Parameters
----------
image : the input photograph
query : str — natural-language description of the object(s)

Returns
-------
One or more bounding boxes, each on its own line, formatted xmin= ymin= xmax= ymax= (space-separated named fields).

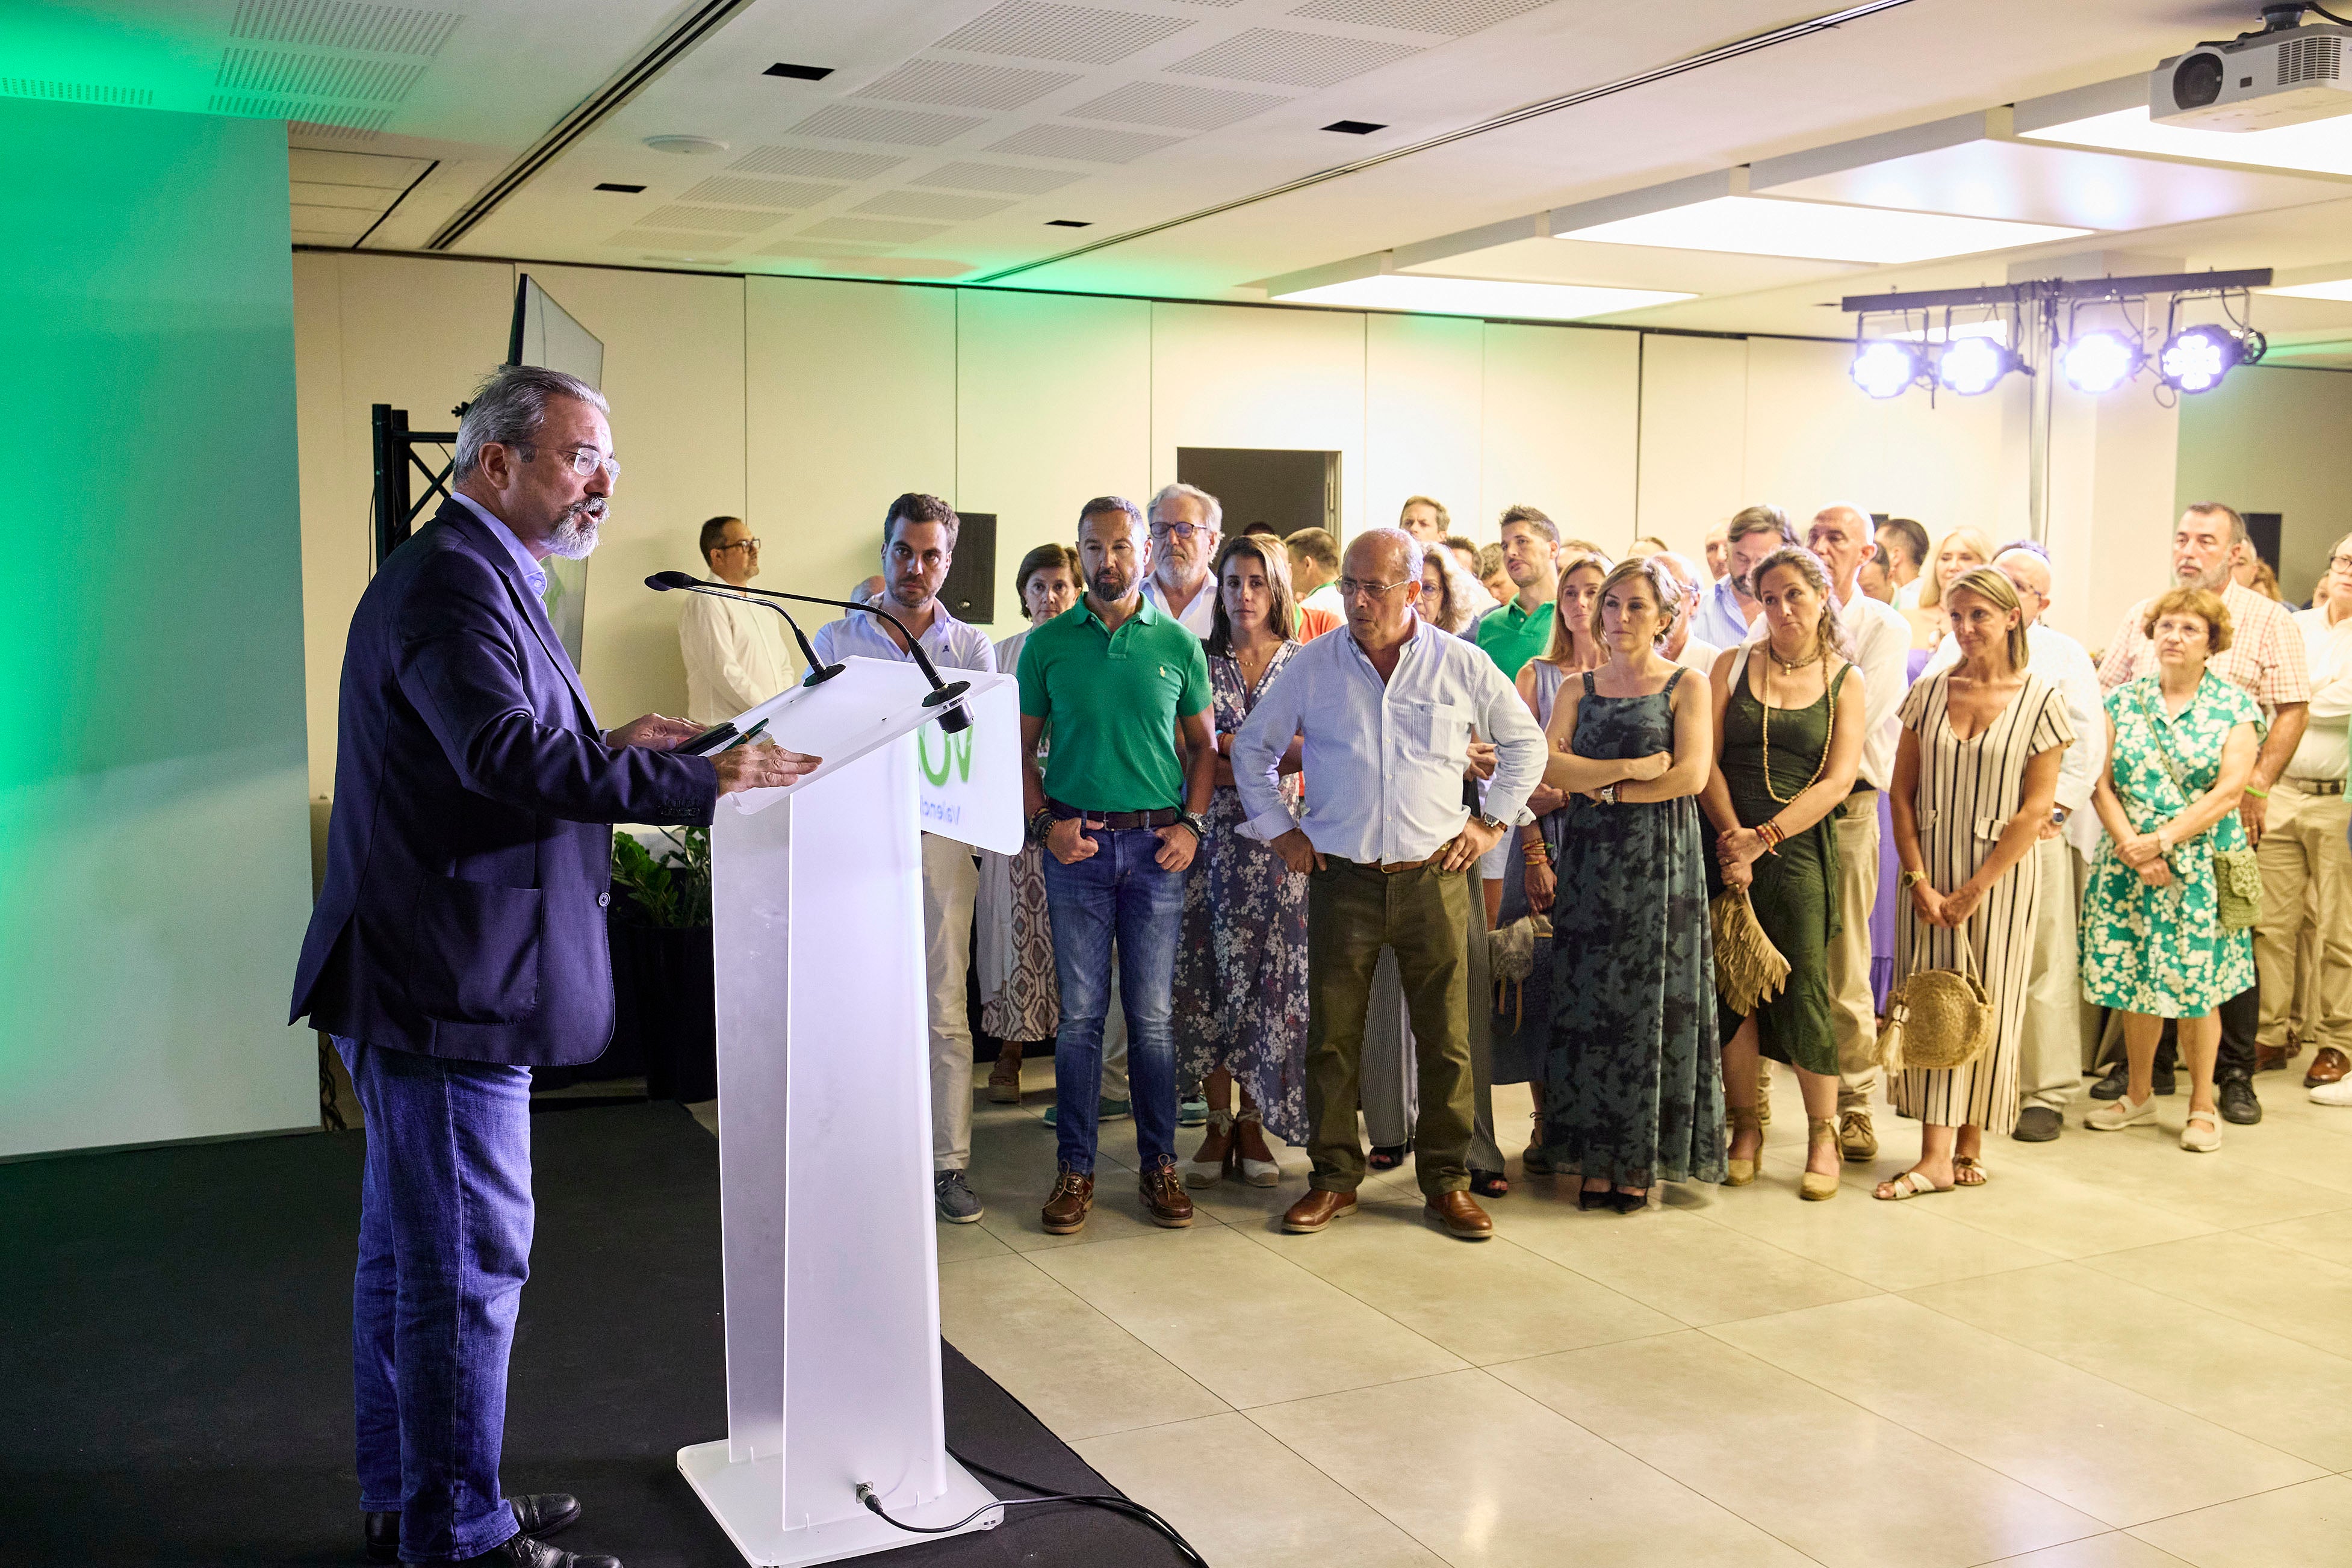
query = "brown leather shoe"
xmin=2308 ymin=1047 xmax=2351 ymax=1087
xmin=1282 ymin=1188 xmax=1357 ymax=1232
xmin=1424 ymin=1189 xmax=1494 ymax=1240
xmin=1041 ymin=1168 xmax=1093 ymax=1235
xmin=2256 ymin=1044 xmax=2298 ymax=1074
xmin=1139 ymin=1158 xmax=1194 ymax=1228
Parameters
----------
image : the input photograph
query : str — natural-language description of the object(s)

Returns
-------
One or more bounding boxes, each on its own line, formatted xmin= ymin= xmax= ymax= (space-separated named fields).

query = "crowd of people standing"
xmin=683 ymin=485 xmax=2352 ymax=1238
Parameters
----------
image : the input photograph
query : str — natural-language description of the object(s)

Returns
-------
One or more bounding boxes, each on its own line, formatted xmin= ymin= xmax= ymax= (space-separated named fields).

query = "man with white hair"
xmin=1925 ymin=541 xmax=2104 ymax=1139
xmin=1233 ymin=529 xmax=1546 ymax=1241
xmin=1648 ymin=551 xmax=1719 ymax=675
xmin=1141 ymin=481 xmax=1223 ymax=636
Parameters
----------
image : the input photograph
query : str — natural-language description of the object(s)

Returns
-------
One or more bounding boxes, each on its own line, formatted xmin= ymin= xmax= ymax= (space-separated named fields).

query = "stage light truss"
xmin=1842 ymin=268 xmax=2273 ymax=403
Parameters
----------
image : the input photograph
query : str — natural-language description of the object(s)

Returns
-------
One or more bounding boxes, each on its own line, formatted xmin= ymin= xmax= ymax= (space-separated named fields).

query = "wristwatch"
xmin=1474 ymin=811 xmax=1509 ymax=834
xmin=1598 ymin=784 xmax=1619 ymax=807
xmin=1026 ymin=808 xmax=1055 ymax=846
xmin=1174 ymin=809 xmax=1208 ymax=841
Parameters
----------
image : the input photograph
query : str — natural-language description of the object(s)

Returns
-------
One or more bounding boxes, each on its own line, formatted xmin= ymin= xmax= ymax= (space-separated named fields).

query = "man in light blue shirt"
xmin=1689 ymin=504 xmax=1798 ymax=652
xmin=1233 ymin=528 xmax=1544 ymax=1242
xmin=811 ymin=493 xmax=995 ymax=1223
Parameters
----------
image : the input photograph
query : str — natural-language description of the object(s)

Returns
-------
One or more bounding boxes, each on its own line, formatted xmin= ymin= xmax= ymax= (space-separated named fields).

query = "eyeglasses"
xmin=1150 ymin=521 xmax=1207 ymax=541
xmin=518 ymin=443 xmax=620 ymax=483
xmin=2330 ymin=553 xmax=2352 ymax=572
xmin=715 ymin=538 xmax=762 ymax=553
xmin=1336 ymin=577 xmax=1414 ymax=600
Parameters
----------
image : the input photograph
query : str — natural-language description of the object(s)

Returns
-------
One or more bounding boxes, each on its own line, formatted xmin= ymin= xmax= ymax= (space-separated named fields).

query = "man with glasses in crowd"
xmin=678 ymin=515 xmax=793 ymax=727
xmin=1237 ymin=528 xmax=1544 ymax=1241
xmin=811 ymin=494 xmax=998 ymax=1224
xmin=1141 ymin=482 xmax=1223 ymax=636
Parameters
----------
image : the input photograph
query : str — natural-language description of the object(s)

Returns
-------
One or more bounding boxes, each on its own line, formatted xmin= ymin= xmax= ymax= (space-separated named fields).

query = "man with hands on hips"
xmin=1017 ymin=495 xmax=1217 ymax=1238
xmin=1232 ymin=528 xmax=1546 ymax=1242
xmin=291 ymin=366 xmax=818 ymax=1568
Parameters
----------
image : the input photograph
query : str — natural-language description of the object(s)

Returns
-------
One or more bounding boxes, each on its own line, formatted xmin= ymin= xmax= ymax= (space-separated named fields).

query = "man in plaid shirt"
xmin=2097 ymin=502 xmax=2310 ymax=1125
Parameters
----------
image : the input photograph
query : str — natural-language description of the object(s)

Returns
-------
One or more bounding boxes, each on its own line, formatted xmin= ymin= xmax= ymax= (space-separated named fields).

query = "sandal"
xmin=1578 ymin=1182 xmax=1611 ymax=1211
xmin=1522 ymin=1115 xmax=1554 ymax=1175
xmin=1610 ymin=1187 xmax=1649 ymax=1214
xmin=1873 ymin=1170 xmax=1952 ymax=1201
xmin=1801 ymin=1117 xmax=1839 ymax=1201
xmin=1469 ymin=1168 xmax=1510 ymax=1199
xmin=986 ymin=1050 xmax=1023 ymax=1104
xmin=1952 ymin=1156 xmax=1988 ymax=1187
xmin=1724 ymin=1105 xmax=1763 ymax=1187
xmin=1367 ymin=1143 xmax=1409 ymax=1171
xmin=1234 ymin=1109 xmax=1282 ymax=1187
xmin=1185 ymin=1110 xmax=1234 ymax=1188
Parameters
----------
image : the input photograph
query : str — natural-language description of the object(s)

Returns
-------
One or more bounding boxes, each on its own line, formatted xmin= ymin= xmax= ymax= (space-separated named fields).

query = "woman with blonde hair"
xmin=1702 ymin=547 xmax=1866 ymax=1200
xmin=2079 ymin=587 xmax=2259 ymax=1153
xmin=1880 ymin=566 xmax=2074 ymax=1197
xmin=1418 ymin=541 xmax=1492 ymax=636
xmin=1906 ymin=525 xmax=1997 ymax=649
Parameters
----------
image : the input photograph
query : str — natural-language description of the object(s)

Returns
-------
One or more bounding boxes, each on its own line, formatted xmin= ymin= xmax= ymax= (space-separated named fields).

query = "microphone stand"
xmin=648 ymin=572 xmax=972 ymax=731
xmin=648 ymin=575 xmax=845 ymax=688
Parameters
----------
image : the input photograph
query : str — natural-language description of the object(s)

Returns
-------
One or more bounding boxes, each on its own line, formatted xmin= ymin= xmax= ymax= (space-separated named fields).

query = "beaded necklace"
xmin=1756 ymin=646 xmax=1840 ymax=805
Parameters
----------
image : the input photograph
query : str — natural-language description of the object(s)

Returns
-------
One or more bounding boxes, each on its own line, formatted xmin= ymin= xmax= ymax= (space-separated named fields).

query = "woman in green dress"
xmin=1700 ymin=547 xmax=1867 ymax=1201
xmin=2080 ymin=586 xmax=2261 ymax=1154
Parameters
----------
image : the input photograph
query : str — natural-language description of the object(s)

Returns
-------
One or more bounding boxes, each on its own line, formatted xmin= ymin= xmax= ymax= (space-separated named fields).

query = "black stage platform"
xmin=1 ymin=1100 xmax=1164 ymax=1568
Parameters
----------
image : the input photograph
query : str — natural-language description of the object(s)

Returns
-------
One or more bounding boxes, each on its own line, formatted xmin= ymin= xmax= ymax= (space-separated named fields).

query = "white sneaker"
xmin=2180 ymin=1111 xmax=2223 ymax=1153
xmin=2085 ymin=1094 xmax=2156 ymax=1131
xmin=2312 ymin=1078 xmax=2352 ymax=1106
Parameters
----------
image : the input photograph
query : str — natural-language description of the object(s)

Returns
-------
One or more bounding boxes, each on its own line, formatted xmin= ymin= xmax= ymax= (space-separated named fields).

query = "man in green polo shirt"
xmin=1473 ymin=503 xmax=1562 ymax=681
xmin=1016 ymin=494 xmax=1216 ymax=1238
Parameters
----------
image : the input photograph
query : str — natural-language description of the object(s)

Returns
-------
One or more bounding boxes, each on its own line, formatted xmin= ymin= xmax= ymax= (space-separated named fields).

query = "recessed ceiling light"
xmin=1323 ymin=120 xmax=1385 ymax=135
xmin=764 ymin=63 xmax=833 ymax=81
xmin=644 ymin=135 xmax=728 ymax=156
xmin=595 ymin=182 xmax=647 ymax=193
xmin=1270 ymin=274 xmax=1692 ymax=321
xmin=2022 ymin=105 xmax=2352 ymax=178
xmin=1046 ymin=218 xmax=1091 ymax=227
xmin=1556 ymin=196 xmax=2090 ymax=264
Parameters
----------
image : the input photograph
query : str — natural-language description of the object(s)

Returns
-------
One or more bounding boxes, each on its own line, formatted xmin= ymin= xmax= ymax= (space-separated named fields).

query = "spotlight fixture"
xmin=2059 ymin=330 xmax=2143 ymax=394
xmin=1851 ymin=339 xmax=1923 ymax=399
xmin=1935 ymin=334 xmax=2022 ymax=395
xmin=2158 ymin=324 xmax=2265 ymax=392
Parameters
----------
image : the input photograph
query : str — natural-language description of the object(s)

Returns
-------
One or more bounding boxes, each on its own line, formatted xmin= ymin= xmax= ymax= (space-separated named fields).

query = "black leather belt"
xmin=1048 ymin=798 xmax=1181 ymax=829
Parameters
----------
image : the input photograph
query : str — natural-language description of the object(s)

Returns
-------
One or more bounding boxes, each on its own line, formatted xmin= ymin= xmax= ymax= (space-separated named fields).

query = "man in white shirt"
xmin=810 ymin=494 xmax=998 ymax=1224
xmin=1691 ymin=506 xmax=1798 ymax=652
xmin=1233 ymin=528 xmax=1545 ymax=1242
xmin=1140 ymin=482 xmax=1222 ymax=636
xmin=678 ymin=515 xmax=794 ymax=725
xmin=1777 ymin=504 xmax=1913 ymax=1158
xmin=1925 ymin=544 xmax=2105 ymax=1139
xmin=1288 ymin=527 xmax=1344 ymax=618
xmin=2259 ymin=533 xmax=2352 ymax=1091
xmin=1649 ymin=550 xmax=1720 ymax=675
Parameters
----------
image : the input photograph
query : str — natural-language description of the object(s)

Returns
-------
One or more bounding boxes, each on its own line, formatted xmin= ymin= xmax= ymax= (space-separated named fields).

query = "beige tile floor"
xmin=923 ymin=1064 xmax=2352 ymax=1568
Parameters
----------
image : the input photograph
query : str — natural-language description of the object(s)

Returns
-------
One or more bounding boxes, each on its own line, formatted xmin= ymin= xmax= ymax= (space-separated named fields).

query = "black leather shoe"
xmin=2219 ymin=1076 xmax=2262 ymax=1125
xmin=424 ymin=1532 xmax=617 ymax=1568
xmin=2089 ymin=1062 xmax=2128 ymax=1100
xmin=2012 ymin=1106 xmax=2062 ymax=1142
xmin=368 ymin=1496 xmax=585 ymax=1565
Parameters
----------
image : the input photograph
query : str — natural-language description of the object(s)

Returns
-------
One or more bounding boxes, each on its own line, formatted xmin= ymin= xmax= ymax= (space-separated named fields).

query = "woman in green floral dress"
xmin=2080 ymin=586 xmax=2262 ymax=1154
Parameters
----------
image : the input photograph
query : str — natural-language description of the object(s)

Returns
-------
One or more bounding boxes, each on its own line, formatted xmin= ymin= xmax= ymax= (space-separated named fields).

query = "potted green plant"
xmin=605 ymin=826 xmax=717 ymax=1101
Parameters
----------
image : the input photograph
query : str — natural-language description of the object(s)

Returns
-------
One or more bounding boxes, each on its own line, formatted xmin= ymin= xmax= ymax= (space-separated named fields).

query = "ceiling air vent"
xmin=987 ymin=123 xmax=1185 ymax=162
xmin=1170 ymin=28 xmax=1420 ymax=88
xmin=1066 ymin=81 xmax=1286 ymax=129
xmin=0 ymin=78 xmax=154 ymax=107
xmin=787 ymin=104 xmax=987 ymax=145
xmin=935 ymin=1 xmax=1197 ymax=66
xmin=595 ymin=182 xmax=647 ymax=193
xmin=217 ymin=48 xmax=427 ymax=101
xmin=908 ymin=161 xmax=1082 ymax=193
xmin=635 ymin=203 xmax=777 ymax=232
xmin=210 ymin=93 xmax=394 ymax=132
xmin=1323 ymin=119 xmax=1385 ymax=134
xmin=857 ymin=59 xmax=1082 ymax=111
xmin=853 ymin=191 xmax=1014 ymax=220
xmin=730 ymin=146 xmax=906 ymax=179
xmin=1285 ymin=0 xmax=1551 ymax=36
xmin=679 ymin=176 xmax=846 ymax=207
xmin=230 ymin=0 xmax=461 ymax=56
xmin=764 ymin=62 xmax=833 ymax=80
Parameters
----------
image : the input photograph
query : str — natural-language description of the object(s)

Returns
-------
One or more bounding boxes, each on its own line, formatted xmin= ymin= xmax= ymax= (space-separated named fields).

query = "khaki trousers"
xmin=1306 ymin=859 xmax=1474 ymax=1197
xmin=1831 ymin=790 xmax=1883 ymax=1112
xmin=2016 ymin=834 xmax=2090 ymax=1114
xmin=2254 ymin=779 xmax=2352 ymax=1055
xmin=922 ymin=832 xmax=980 ymax=1171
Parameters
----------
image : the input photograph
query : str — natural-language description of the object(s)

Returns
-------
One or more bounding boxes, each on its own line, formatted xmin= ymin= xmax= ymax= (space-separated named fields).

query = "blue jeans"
xmin=1042 ymin=827 xmax=1185 ymax=1175
xmin=336 ymin=1037 xmax=533 ymax=1563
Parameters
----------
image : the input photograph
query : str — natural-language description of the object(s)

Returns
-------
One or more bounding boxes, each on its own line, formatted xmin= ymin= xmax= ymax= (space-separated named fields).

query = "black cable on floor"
xmin=853 ymin=1446 xmax=1212 ymax=1567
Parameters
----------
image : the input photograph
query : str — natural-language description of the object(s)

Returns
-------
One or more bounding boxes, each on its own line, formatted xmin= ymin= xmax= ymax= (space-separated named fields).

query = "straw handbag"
xmin=1709 ymin=886 xmax=1789 ymax=1017
xmin=1875 ymin=932 xmax=1993 ymax=1073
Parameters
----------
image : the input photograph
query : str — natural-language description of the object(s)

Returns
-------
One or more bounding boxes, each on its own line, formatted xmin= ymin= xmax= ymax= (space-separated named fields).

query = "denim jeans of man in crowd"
xmin=1042 ymin=825 xmax=1185 ymax=1176
xmin=335 ymin=1036 xmax=535 ymax=1564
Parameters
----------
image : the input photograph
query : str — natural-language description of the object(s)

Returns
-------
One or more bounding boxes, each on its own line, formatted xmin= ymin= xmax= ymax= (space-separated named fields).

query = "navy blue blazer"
xmin=291 ymin=500 xmax=718 ymax=1066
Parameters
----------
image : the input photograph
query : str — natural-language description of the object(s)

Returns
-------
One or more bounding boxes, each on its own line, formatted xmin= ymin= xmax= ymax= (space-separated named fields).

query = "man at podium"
xmin=291 ymin=365 xmax=816 ymax=1568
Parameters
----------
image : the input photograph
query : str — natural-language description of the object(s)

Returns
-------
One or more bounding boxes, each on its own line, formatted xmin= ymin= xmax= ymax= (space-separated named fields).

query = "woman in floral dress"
xmin=2080 ymin=586 xmax=2260 ymax=1154
xmin=1174 ymin=535 xmax=1310 ymax=1183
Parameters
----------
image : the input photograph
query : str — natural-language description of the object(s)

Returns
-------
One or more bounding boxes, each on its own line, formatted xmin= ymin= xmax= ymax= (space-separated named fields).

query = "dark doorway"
xmin=937 ymin=509 xmax=996 ymax=624
xmin=2244 ymin=510 xmax=2281 ymax=572
xmin=1176 ymin=448 xmax=1340 ymax=538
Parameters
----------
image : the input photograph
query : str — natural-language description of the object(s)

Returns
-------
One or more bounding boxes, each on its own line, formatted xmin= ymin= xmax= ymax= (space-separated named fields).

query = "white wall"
xmin=2177 ymin=364 xmax=2352 ymax=604
xmin=295 ymin=259 xmax=2077 ymax=806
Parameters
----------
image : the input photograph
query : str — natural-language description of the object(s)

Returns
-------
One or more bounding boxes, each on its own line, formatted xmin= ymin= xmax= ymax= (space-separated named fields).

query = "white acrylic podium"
xmin=677 ymin=655 xmax=1023 ymax=1567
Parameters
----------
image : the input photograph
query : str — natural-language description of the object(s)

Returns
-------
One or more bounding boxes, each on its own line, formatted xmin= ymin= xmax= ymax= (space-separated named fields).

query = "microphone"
xmin=647 ymin=571 xmax=973 ymax=732
xmin=645 ymin=572 xmax=845 ymax=689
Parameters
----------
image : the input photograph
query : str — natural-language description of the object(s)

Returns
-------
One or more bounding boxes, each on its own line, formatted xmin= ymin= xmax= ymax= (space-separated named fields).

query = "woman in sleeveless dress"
xmin=1701 ymin=547 xmax=1867 ymax=1201
xmin=1879 ymin=567 xmax=2073 ymax=1199
xmin=1541 ymin=559 xmax=1723 ymax=1209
